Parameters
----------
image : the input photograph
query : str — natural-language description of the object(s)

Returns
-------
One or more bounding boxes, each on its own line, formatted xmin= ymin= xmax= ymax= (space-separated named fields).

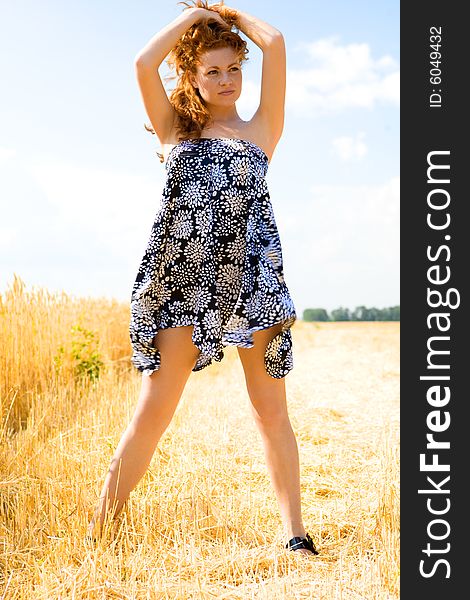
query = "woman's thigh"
xmin=236 ymin=322 xmax=283 ymax=381
xmin=152 ymin=324 xmax=201 ymax=373
xmin=133 ymin=325 xmax=201 ymax=423
xmin=236 ymin=323 xmax=288 ymax=421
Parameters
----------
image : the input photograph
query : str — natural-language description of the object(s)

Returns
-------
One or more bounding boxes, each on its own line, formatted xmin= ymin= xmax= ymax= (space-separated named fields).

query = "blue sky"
xmin=0 ymin=0 xmax=399 ymax=315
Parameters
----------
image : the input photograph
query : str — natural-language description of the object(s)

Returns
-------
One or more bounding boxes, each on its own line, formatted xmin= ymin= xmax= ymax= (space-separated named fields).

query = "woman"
xmin=88 ymin=0 xmax=318 ymax=557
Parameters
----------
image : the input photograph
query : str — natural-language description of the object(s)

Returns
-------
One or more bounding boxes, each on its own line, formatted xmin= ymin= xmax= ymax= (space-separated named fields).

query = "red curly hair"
xmin=144 ymin=0 xmax=249 ymax=162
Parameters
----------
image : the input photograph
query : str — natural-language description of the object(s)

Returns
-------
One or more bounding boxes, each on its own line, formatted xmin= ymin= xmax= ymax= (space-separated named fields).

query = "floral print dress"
xmin=129 ymin=136 xmax=297 ymax=378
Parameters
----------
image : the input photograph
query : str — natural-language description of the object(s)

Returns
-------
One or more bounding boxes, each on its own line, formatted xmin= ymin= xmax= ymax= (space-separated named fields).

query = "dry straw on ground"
xmin=1 ymin=275 xmax=399 ymax=599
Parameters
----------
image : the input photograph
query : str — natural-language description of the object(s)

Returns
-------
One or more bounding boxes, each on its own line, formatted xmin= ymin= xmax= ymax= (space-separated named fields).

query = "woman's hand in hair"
xmin=206 ymin=3 xmax=239 ymax=28
xmin=192 ymin=7 xmax=231 ymax=28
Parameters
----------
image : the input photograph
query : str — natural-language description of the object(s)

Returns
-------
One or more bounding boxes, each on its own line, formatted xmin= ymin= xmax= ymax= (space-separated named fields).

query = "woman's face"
xmin=190 ymin=46 xmax=242 ymax=107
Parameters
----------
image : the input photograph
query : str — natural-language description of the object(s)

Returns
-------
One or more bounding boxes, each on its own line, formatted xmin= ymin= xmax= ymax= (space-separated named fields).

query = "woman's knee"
xmin=130 ymin=379 xmax=182 ymax=440
xmin=248 ymin=386 xmax=289 ymax=428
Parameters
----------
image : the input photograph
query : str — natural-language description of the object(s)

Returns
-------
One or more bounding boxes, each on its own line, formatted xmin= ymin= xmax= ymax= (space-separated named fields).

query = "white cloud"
xmin=0 ymin=146 xmax=17 ymax=161
xmin=331 ymin=131 xmax=368 ymax=161
xmin=287 ymin=36 xmax=399 ymax=114
xmin=0 ymin=227 xmax=18 ymax=247
xmin=28 ymin=158 xmax=165 ymax=260
xmin=306 ymin=176 xmax=399 ymax=261
xmin=1 ymin=157 xmax=168 ymax=300
xmin=276 ymin=176 xmax=399 ymax=270
xmin=274 ymin=176 xmax=400 ymax=312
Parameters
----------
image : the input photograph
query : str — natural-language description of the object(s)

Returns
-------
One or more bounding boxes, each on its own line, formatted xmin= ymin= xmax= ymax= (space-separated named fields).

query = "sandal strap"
xmin=285 ymin=532 xmax=319 ymax=554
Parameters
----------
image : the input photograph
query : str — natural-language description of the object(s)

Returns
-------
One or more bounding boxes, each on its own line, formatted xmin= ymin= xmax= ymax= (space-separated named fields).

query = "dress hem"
xmin=131 ymin=311 xmax=296 ymax=380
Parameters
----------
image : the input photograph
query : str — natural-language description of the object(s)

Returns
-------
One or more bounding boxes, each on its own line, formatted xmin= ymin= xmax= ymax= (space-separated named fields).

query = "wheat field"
xmin=0 ymin=275 xmax=399 ymax=599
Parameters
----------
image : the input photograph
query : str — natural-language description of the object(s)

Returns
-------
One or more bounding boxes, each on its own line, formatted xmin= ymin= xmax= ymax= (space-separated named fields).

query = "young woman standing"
xmin=88 ymin=0 xmax=318 ymax=557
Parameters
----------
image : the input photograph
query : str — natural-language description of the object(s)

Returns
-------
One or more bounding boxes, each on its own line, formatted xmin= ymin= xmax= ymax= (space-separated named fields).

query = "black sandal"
xmin=285 ymin=532 xmax=319 ymax=555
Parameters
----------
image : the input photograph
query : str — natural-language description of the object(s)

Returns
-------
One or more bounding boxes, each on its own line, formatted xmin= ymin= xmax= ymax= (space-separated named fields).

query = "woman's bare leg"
xmin=88 ymin=325 xmax=200 ymax=537
xmin=237 ymin=324 xmax=314 ymax=555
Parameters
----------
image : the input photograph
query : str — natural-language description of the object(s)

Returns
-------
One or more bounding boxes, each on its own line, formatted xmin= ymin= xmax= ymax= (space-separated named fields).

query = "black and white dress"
xmin=129 ymin=136 xmax=297 ymax=378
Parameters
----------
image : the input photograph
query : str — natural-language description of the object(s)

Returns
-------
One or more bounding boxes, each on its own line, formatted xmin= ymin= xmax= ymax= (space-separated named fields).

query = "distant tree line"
xmin=302 ymin=305 xmax=400 ymax=322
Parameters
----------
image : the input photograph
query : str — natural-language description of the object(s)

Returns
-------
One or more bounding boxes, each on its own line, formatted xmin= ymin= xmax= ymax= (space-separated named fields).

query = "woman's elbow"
xmin=267 ymin=31 xmax=285 ymax=48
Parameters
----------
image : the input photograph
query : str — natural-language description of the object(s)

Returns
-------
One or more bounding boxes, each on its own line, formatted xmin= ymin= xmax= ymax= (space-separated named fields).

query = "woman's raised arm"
xmin=238 ymin=9 xmax=286 ymax=143
xmin=134 ymin=7 xmax=225 ymax=143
